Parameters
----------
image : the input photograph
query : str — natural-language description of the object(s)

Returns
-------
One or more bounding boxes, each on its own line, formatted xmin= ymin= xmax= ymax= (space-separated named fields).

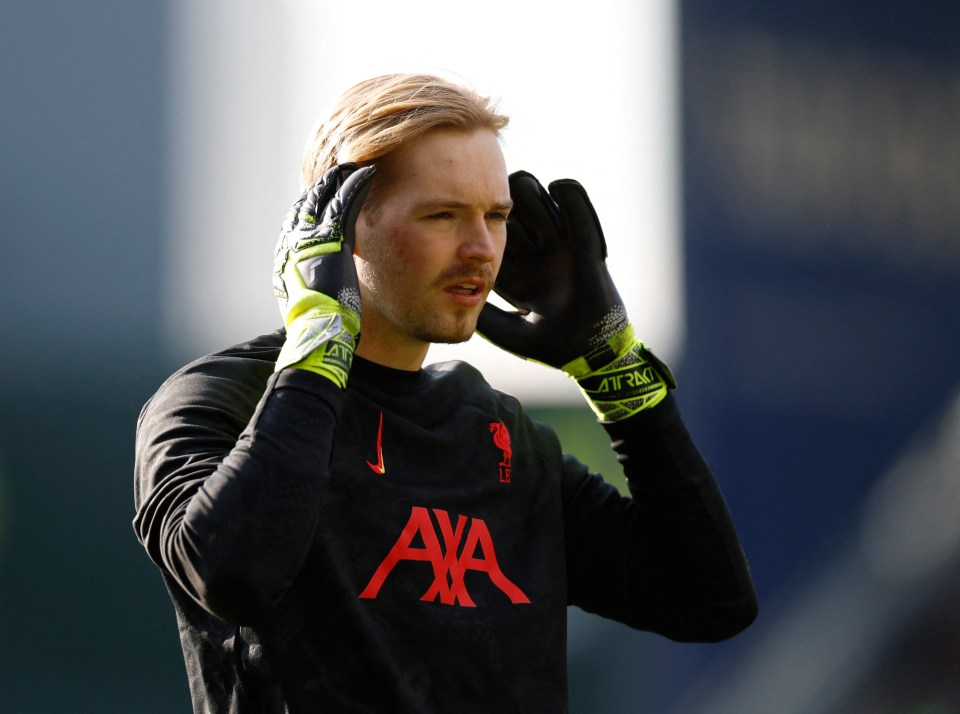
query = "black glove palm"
xmin=478 ymin=171 xmax=626 ymax=368
xmin=478 ymin=171 xmax=674 ymax=421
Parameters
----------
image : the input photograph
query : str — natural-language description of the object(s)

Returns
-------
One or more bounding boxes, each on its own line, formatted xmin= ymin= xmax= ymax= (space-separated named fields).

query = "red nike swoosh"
xmin=366 ymin=411 xmax=386 ymax=475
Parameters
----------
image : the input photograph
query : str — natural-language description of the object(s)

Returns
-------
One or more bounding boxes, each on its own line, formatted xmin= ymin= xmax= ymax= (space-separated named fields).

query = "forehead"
xmin=377 ymin=128 xmax=509 ymax=203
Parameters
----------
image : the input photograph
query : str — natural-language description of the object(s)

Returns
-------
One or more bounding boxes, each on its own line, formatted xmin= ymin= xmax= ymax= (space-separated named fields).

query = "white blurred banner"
xmin=164 ymin=0 xmax=682 ymax=403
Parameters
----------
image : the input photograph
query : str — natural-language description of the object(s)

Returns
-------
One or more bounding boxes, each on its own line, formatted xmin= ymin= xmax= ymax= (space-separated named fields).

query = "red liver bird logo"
xmin=489 ymin=421 xmax=512 ymax=483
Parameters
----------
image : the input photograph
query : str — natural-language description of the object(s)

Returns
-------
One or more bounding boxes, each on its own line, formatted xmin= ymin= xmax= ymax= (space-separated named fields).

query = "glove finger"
xmin=288 ymin=165 xmax=351 ymax=248
xmin=508 ymin=171 xmax=562 ymax=251
xmin=281 ymin=188 xmax=311 ymax=235
xmin=300 ymin=165 xmax=346 ymax=219
xmin=294 ymin=165 xmax=374 ymax=309
xmin=496 ymin=213 xmax=536 ymax=293
xmin=548 ymin=179 xmax=608 ymax=260
xmin=321 ymin=164 xmax=376 ymax=255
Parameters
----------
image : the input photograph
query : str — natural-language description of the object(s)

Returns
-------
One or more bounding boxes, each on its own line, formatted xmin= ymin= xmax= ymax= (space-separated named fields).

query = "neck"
xmin=354 ymin=334 xmax=429 ymax=372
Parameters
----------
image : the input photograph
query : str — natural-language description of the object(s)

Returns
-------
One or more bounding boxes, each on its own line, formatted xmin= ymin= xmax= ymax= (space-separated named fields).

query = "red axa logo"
xmin=489 ymin=421 xmax=512 ymax=483
xmin=358 ymin=506 xmax=530 ymax=607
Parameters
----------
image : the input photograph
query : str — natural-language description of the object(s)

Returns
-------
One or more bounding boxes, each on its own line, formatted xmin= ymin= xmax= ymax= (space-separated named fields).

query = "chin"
xmin=428 ymin=328 xmax=476 ymax=345
xmin=418 ymin=320 xmax=478 ymax=346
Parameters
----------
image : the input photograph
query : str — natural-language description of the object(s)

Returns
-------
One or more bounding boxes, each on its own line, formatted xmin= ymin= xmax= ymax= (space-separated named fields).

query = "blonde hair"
xmin=300 ymin=73 xmax=510 ymax=190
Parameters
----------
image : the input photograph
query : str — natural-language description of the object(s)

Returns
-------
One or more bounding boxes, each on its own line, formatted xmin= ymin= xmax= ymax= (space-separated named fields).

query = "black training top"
xmin=133 ymin=329 xmax=756 ymax=713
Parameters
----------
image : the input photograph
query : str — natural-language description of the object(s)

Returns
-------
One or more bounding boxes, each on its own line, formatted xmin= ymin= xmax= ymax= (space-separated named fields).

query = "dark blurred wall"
xmin=0 ymin=2 xmax=187 ymax=711
xmin=1 ymin=1 xmax=168 ymax=384
xmin=679 ymin=0 xmax=960 ymax=610
xmin=660 ymin=2 xmax=960 ymax=706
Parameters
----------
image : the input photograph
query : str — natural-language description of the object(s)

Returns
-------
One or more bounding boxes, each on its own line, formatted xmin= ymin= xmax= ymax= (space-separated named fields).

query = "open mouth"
xmin=448 ymin=283 xmax=480 ymax=295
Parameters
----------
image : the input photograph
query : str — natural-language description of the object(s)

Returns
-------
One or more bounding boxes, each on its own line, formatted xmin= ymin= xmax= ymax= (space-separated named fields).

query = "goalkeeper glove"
xmin=272 ymin=163 xmax=374 ymax=388
xmin=477 ymin=171 xmax=675 ymax=421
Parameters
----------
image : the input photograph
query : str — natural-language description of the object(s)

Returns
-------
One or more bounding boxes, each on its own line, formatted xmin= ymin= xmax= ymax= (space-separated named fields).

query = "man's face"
xmin=353 ymin=128 xmax=511 ymax=368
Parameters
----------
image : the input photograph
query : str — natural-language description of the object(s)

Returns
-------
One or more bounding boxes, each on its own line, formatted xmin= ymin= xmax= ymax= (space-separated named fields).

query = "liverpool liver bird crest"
xmin=489 ymin=421 xmax=512 ymax=483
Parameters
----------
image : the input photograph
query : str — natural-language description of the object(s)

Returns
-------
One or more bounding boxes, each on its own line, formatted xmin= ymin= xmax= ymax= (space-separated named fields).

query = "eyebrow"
xmin=414 ymin=199 xmax=514 ymax=212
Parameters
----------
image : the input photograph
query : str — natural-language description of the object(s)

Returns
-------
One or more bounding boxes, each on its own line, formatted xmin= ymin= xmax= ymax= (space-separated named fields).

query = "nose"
xmin=457 ymin=215 xmax=500 ymax=264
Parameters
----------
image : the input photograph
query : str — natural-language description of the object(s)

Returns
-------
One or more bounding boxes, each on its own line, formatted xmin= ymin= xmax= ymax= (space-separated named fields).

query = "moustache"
xmin=432 ymin=265 xmax=496 ymax=289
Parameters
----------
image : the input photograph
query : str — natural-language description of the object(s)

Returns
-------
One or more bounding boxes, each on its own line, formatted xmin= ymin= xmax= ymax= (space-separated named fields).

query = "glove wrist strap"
xmin=563 ymin=325 xmax=676 ymax=422
xmin=275 ymin=308 xmax=358 ymax=389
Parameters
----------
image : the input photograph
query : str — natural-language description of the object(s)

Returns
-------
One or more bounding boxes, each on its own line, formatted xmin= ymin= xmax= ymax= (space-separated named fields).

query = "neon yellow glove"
xmin=272 ymin=164 xmax=374 ymax=388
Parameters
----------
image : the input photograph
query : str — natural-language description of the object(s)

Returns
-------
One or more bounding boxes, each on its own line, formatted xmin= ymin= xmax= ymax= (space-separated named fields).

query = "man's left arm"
xmin=479 ymin=170 xmax=757 ymax=641
xmin=561 ymin=395 xmax=757 ymax=642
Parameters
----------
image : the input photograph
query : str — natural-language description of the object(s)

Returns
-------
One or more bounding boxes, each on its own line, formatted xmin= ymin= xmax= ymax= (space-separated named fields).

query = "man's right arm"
xmin=133 ymin=164 xmax=374 ymax=625
xmin=134 ymin=365 xmax=343 ymax=625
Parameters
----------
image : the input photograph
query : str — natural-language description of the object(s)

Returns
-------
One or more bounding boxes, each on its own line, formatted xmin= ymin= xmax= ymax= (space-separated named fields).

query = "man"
xmin=134 ymin=73 xmax=757 ymax=713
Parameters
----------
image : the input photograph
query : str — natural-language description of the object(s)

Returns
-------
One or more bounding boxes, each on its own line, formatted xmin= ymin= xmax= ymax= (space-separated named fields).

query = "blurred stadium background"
xmin=2 ymin=1 xmax=958 ymax=712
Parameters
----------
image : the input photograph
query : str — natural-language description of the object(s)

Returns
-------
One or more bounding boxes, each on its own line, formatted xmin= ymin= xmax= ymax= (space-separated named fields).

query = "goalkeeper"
xmin=133 ymin=73 xmax=757 ymax=713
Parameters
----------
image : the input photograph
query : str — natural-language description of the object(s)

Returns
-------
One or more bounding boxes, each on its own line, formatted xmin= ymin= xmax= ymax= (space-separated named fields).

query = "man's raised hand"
xmin=478 ymin=170 xmax=674 ymax=421
xmin=272 ymin=164 xmax=375 ymax=387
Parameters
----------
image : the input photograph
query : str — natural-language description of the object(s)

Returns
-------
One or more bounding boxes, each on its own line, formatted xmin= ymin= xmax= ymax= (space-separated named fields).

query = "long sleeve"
xmin=563 ymin=393 xmax=758 ymax=642
xmin=134 ymin=359 xmax=345 ymax=625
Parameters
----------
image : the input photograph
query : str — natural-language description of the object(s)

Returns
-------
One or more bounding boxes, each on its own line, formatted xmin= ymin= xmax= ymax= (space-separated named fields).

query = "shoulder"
xmin=133 ymin=331 xmax=285 ymax=508
xmin=182 ymin=329 xmax=284 ymax=382
xmin=138 ymin=330 xmax=284 ymax=430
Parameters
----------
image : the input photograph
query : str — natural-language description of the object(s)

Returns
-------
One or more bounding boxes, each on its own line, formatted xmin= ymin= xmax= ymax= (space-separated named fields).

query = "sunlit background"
xmin=2 ymin=1 xmax=959 ymax=712
xmin=162 ymin=0 xmax=682 ymax=403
